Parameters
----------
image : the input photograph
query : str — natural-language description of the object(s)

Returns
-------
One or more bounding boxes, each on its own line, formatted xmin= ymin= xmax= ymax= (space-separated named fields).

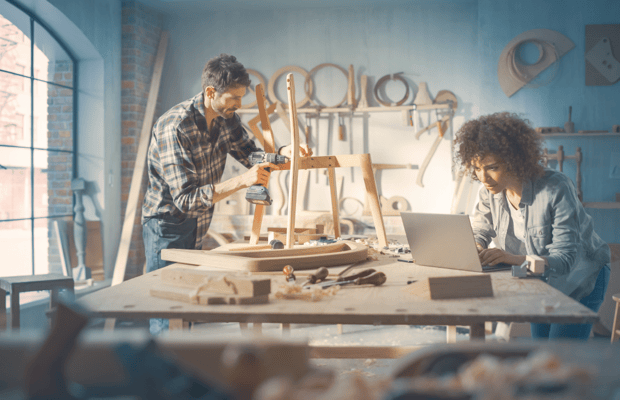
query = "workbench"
xmin=78 ymin=255 xmax=598 ymax=357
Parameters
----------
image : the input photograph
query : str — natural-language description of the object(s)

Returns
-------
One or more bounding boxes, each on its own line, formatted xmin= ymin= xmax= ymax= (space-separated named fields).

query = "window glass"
xmin=0 ymin=219 xmax=33 ymax=277
xmin=0 ymin=2 xmax=32 ymax=77
xmin=34 ymin=22 xmax=72 ymax=86
xmin=33 ymin=148 xmax=72 ymax=218
xmin=0 ymin=146 xmax=31 ymax=220
xmin=33 ymin=80 xmax=72 ymax=150
xmin=0 ymin=70 xmax=30 ymax=146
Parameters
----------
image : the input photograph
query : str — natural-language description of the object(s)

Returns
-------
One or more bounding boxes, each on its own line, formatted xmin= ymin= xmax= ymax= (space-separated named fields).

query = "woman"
xmin=454 ymin=112 xmax=610 ymax=340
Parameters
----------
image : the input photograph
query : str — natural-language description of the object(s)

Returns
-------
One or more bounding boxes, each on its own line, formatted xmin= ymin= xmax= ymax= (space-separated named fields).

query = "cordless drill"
xmin=245 ymin=151 xmax=288 ymax=205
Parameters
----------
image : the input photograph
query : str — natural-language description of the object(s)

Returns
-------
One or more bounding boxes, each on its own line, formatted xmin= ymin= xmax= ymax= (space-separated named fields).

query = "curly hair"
xmin=454 ymin=112 xmax=545 ymax=182
xmin=201 ymin=54 xmax=251 ymax=94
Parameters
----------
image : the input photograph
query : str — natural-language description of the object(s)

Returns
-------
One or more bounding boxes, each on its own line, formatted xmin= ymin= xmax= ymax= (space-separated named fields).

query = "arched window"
xmin=0 ymin=0 xmax=76 ymax=277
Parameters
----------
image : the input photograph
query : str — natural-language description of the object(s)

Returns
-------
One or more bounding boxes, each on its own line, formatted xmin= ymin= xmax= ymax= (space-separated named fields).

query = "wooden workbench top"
xmin=78 ymin=256 xmax=598 ymax=327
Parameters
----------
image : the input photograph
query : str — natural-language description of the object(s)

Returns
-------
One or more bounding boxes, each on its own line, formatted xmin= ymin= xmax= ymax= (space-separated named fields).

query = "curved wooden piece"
xmin=304 ymin=63 xmax=348 ymax=108
xmin=416 ymin=119 xmax=448 ymax=188
xmin=162 ymin=241 xmax=368 ymax=272
xmin=249 ymin=84 xmax=277 ymax=245
xmin=286 ymin=74 xmax=301 ymax=248
xmin=374 ymin=72 xmax=410 ymax=107
xmin=268 ymin=66 xmax=312 ymax=107
xmin=241 ymin=69 xmax=266 ymax=109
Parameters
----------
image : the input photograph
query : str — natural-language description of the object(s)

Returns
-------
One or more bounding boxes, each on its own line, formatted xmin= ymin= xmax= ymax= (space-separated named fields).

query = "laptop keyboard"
xmin=482 ymin=262 xmax=512 ymax=272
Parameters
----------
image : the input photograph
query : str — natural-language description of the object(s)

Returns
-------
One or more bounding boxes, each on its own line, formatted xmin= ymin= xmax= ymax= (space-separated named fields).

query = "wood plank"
xmin=112 ymin=31 xmax=169 ymax=286
xmin=150 ymin=284 xmax=269 ymax=305
xmin=426 ymin=275 xmax=493 ymax=300
xmin=161 ymin=241 xmax=368 ymax=272
xmin=286 ymin=74 xmax=301 ymax=249
xmin=160 ymin=268 xmax=271 ymax=296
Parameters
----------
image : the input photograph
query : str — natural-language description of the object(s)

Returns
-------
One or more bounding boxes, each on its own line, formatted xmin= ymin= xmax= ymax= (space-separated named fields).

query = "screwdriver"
xmin=313 ymin=271 xmax=387 ymax=289
xmin=301 ymin=267 xmax=329 ymax=286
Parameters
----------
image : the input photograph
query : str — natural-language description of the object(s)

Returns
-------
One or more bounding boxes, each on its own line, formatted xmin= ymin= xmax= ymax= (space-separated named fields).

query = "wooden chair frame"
xmin=248 ymin=80 xmax=388 ymax=248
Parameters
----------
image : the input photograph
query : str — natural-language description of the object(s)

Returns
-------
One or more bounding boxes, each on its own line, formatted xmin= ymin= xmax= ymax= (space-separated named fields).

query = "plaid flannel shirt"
xmin=142 ymin=92 xmax=260 ymax=249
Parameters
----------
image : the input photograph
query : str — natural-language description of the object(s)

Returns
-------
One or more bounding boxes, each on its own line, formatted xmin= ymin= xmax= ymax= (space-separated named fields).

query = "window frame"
xmin=1 ymin=0 xmax=78 ymax=275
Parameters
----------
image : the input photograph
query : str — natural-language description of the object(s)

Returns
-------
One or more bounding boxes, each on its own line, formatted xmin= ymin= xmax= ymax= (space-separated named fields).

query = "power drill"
xmin=245 ymin=151 xmax=288 ymax=205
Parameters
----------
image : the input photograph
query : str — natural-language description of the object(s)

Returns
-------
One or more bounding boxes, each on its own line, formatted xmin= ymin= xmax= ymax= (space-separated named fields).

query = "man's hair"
xmin=454 ymin=112 xmax=545 ymax=182
xmin=201 ymin=54 xmax=251 ymax=94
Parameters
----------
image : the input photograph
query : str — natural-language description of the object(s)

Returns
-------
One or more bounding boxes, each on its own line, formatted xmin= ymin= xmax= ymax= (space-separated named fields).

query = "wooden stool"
xmin=0 ymin=274 xmax=74 ymax=330
xmin=612 ymin=294 xmax=620 ymax=343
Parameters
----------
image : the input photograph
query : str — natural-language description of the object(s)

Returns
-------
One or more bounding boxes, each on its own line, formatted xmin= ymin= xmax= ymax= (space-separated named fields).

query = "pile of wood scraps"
xmin=150 ymin=266 xmax=271 ymax=305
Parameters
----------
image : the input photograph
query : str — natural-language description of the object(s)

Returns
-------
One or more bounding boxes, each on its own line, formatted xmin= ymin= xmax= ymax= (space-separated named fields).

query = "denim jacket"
xmin=472 ymin=168 xmax=610 ymax=300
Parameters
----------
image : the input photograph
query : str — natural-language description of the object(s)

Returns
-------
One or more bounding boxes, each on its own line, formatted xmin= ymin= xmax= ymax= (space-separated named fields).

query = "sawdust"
xmin=274 ymin=282 xmax=340 ymax=302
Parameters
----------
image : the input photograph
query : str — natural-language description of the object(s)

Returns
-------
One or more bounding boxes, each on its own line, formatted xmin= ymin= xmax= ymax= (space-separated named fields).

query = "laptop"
xmin=400 ymin=212 xmax=511 ymax=272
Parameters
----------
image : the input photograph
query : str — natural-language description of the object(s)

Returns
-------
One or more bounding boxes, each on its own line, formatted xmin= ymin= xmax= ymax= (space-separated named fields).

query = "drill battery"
xmin=245 ymin=151 xmax=288 ymax=205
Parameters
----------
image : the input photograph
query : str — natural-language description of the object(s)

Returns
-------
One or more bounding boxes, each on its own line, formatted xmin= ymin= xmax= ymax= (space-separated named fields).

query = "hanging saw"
xmin=416 ymin=116 xmax=450 ymax=188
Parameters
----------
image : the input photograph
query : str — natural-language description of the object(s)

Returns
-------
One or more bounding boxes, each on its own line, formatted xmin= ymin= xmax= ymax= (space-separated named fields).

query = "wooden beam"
xmin=285 ymin=74 xmax=300 ymax=249
xmin=111 ymin=32 xmax=168 ymax=286
xmin=249 ymin=84 xmax=277 ymax=245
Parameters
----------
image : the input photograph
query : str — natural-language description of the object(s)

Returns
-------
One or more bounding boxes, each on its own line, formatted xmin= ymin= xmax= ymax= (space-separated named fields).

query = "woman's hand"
xmin=478 ymin=248 xmax=525 ymax=267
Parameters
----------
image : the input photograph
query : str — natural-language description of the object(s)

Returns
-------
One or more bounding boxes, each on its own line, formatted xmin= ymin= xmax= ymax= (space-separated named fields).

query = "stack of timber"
xmin=150 ymin=266 xmax=271 ymax=305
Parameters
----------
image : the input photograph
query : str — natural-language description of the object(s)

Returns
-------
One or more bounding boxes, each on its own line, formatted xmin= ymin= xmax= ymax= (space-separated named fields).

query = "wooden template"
xmin=498 ymin=29 xmax=574 ymax=97
xmin=112 ymin=31 xmax=168 ymax=286
xmin=160 ymin=268 xmax=271 ymax=296
xmin=161 ymin=241 xmax=368 ymax=272
xmin=425 ymin=275 xmax=494 ymax=300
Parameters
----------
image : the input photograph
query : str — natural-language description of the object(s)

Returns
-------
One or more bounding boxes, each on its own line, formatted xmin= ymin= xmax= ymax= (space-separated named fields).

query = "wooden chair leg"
xmin=10 ymin=291 xmax=19 ymax=330
xmin=359 ymin=154 xmax=388 ymax=247
xmin=447 ymin=325 xmax=457 ymax=343
xmin=327 ymin=167 xmax=341 ymax=238
xmin=0 ymin=289 xmax=6 ymax=331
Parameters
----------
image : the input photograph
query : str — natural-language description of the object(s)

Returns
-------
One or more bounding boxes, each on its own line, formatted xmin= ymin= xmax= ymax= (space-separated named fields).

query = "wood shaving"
xmin=274 ymin=282 xmax=340 ymax=301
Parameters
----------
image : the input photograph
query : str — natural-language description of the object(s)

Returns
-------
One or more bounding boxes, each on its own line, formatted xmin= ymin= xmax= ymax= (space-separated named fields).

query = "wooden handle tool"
xmin=337 ymin=268 xmax=376 ymax=282
xmin=302 ymin=267 xmax=330 ymax=286
xmin=338 ymin=114 xmax=345 ymax=141
xmin=316 ymin=271 xmax=386 ymax=289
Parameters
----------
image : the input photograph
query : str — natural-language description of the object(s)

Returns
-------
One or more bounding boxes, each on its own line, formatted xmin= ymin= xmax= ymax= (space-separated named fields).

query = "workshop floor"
xmin=97 ymin=319 xmax=503 ymax=379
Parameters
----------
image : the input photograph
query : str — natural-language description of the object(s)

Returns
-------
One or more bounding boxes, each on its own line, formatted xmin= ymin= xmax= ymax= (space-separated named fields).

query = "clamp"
xmin=512 ymin=255 xmax=546 ymax=278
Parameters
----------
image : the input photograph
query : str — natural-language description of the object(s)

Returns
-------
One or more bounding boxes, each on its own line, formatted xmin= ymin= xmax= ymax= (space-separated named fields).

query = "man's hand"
xmin=239 ymin=162 xmax=277 ymax=189
xmin=478 ymin=248 xmax=525 ymax=267
xmin=278 ymin=144 xmax=312 ymax=158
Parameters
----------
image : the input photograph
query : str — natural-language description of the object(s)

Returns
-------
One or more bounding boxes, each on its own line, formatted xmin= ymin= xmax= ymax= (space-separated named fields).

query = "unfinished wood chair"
xmin=542 ymin=145 xmax=582 ymax=201
xmin=612 ymin=294 xmax=620 ymax=343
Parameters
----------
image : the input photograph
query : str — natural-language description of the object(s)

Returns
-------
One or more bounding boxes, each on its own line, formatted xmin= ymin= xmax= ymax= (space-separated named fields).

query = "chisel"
xmin=312 ymin=271 xmax=386 ymax=289
xmin=301 ymin=267 xmax=329 ymax=286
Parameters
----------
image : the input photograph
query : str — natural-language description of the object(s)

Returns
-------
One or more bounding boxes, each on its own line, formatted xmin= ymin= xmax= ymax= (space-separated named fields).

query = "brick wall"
xmin=121 ymin=1 xmax=164 ymax=279
xmin=46 ymin=61 xmax=74 ymax=274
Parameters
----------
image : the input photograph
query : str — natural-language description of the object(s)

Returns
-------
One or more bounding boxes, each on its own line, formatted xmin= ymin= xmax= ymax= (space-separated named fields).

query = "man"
xmin=142 ymin=54 xmax=309 ymax=333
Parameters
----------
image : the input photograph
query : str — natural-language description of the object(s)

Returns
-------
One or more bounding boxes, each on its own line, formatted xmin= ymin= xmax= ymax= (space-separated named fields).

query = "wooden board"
xmin=160 ymin=268 xmax=271 ymax=296
xmin=112 ymin=32 xmax=169 ymax=286
xmin=424 ymin=274 xmax=494 ymax=300
xmin=150 ymin=284 xmax=269 ymax=305
xmin=161 ymin=241 xmax=368 ymax=272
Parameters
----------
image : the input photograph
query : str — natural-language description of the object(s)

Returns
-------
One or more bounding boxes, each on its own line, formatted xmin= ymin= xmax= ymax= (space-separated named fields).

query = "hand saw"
xmin=416 ymin=117 xmax=450 ymax=188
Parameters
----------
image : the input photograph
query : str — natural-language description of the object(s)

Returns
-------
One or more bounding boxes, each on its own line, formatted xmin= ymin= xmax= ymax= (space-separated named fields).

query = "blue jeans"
xmin=143 ymin=214 xmax=197 ymax=335
xmin=531 ymin=265 xmax=610 ymax=340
